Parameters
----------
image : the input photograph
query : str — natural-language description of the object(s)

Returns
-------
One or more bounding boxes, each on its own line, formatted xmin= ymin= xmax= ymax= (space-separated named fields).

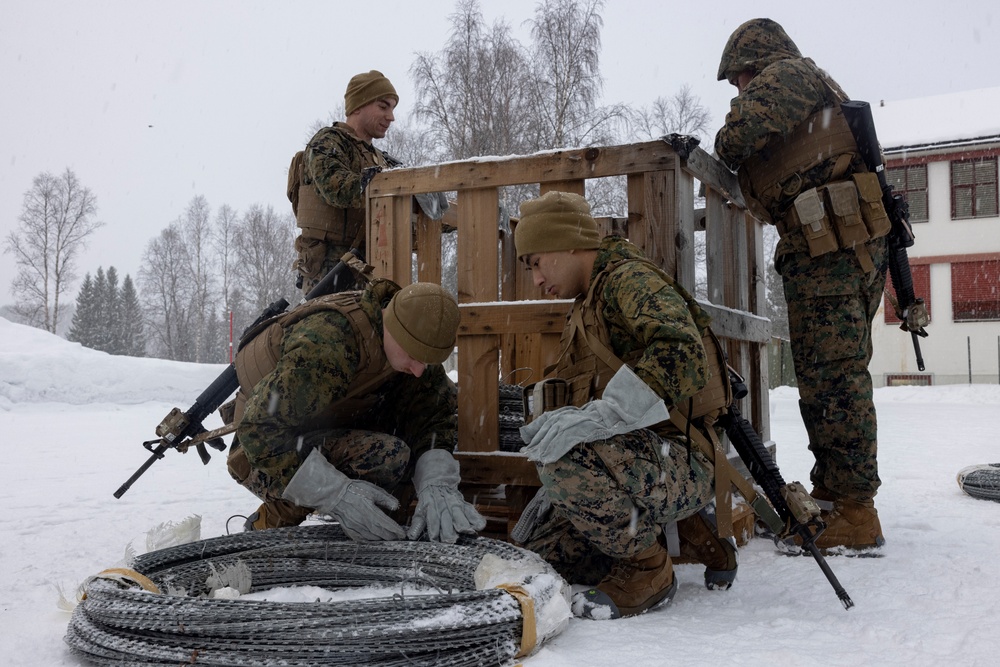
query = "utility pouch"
xmin=792 ymin=187 xmax=839 ymax=257
xmin=226 ymin=444 xmax=252 ymax=484
xmin=825 ymin=180 xmax=870 ymax=249
xmin=852 ymin=172 xmax=892 ymax=239
xmin=522 ymin=378 xmax=569 ymax=425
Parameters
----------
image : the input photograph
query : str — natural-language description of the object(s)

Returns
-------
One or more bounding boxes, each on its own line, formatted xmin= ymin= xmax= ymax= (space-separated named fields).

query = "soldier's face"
xmin=383 ymin=324 xmax=427 ymax=378
xmin=354 ymin=97 xmax=397 ymax=141
xmin=734 ymin=70 xmax=755 ymax=94
xmin=525 ymin=250 xmax=587 ymax=299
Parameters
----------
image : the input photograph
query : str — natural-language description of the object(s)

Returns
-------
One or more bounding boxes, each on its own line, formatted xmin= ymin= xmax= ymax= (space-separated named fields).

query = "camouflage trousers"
xmin=228 ymin=428 xmax=411 ymax=529
xmin=523 ymin=428 xmax=714 ymax=585
xmin=293 ymin=236 xmax=362 ymax=295
xmin=778 ymin=237 xmax=887 ymax=502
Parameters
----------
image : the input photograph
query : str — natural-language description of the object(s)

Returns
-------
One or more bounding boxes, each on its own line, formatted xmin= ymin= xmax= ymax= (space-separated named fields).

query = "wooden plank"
xmin=705 ymin=188 xmax=727 ymax=306
xmin=369 ymin=141 xmax=682 ymax=197
xmin=458 ymin=301 xmax=570 ymax=335
xmin=369 ymin=194 xmax=413 ymax=282
xmin=684 ymin=146 xmax=746 ymax=208
xmin=457 ymin=188 xmax=501 ymax=453
xmin=698 ymin=301 xmax=772 ymax=343
xmin=675 ymin=159 xmax=696 ymax=292
xmin=415 ymin=209 xmax=442 ymax=283
xmin=632 ymin=171 xmax=674 ymax=278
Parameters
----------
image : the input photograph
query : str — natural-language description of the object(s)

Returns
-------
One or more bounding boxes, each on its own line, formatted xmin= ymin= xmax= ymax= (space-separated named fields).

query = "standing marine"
xmin=288 ymin=70 xmax=398 ymax=293
xmin=715 ymin=18 xmax=890 ymax=553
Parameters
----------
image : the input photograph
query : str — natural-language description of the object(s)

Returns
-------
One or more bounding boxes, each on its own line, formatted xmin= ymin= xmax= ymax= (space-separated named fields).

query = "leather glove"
xmin=282 ymin=449 xmax=405 ymax=542
xmin=406 ymin=449 xmax=487 ymax=544
xmin=519 ymin=365 xmax=669 ymax=465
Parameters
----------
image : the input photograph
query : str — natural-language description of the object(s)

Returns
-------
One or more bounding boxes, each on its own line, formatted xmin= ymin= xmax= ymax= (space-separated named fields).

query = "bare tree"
xmin=633 ymin=84 xmax=712 ymax=143
xmin=180 ymin=196 xmax=217 ymax=362
xmin=232 ymin=204 xmax=297 ymax=317
xmin=139 ymin=223 xmax=195 ymax=360
xmin=410 ymin=0 xmax=534 ymax=160
xmin=525 ymin=0 xmax=627 ymax=148
xmin=4 ymin=169 xmax=102 ymax=333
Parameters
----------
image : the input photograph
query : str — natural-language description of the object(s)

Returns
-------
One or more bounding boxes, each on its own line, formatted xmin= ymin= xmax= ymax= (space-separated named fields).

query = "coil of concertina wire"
xmin=65 ymin=524 xmax=568 ymax=666
xmin=957 ymin=463 xmax=1000 ymax=502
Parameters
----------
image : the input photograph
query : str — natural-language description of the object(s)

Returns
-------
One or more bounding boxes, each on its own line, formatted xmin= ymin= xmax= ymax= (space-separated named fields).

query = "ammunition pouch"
xmin=783 ymin=173 xmax=891 ymax=272
xmin=521 ymin=378 xmax=570 ymax=425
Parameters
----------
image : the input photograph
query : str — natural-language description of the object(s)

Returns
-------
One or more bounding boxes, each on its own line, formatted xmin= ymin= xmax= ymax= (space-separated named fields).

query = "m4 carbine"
xmin=113 ymin=249 xmax=366 ymax=498
xmin=722 ymin=368 xmax=855 ymax=610
xmin=842 ymin=100 xmax=930 ymax=370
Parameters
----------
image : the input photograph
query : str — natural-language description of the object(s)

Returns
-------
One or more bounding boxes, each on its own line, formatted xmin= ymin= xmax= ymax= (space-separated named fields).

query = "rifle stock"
xmin=113 ymin=249 xmax=363 ymax=498
xmin=841 ymin=100 xmax=928 ymax=370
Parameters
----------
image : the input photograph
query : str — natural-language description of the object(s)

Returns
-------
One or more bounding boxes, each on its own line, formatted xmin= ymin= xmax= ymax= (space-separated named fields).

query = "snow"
xmin=2 ymin=315 xmax=1000 ymax=666
xmin=871 ymin=86 xmax=1000 ymax=149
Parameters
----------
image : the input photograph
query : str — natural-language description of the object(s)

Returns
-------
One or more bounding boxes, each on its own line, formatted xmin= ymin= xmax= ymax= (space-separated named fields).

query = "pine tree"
xmin=68 ymin=273 xmax=98 ymax=348
xmin=119 ymin=275 xmax=146 ymax=357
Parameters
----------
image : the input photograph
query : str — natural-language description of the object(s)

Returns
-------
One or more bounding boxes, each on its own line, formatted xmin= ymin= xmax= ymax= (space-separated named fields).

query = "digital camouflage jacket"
xmin=237 ymin=280 xmax=457 ymax=490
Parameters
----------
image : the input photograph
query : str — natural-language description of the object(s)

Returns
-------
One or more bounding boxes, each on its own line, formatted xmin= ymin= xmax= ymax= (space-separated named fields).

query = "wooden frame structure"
xmin=366 ymin=139 xmax=772 ymax=537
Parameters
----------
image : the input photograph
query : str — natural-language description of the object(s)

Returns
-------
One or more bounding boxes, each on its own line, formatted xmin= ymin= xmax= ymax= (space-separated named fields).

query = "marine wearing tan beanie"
xmin=514 ymin=191 xmax=601 ymax=259
xmin=344 ymin=70 xmax=398 ymax=116
xmin=383 ymin=283 xmax=459 ymax=364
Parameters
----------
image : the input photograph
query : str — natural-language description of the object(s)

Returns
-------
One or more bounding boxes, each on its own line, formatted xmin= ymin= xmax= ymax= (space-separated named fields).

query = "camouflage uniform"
xmin=230 ymin=279 xmax=458 ymax=527
xmin=714 ymin=19 xmax=887 ymax=503
xmin=525 ymin=236 xmax=716 ymax=584
xmin=291 ymin=122 xmax=392 ymax=293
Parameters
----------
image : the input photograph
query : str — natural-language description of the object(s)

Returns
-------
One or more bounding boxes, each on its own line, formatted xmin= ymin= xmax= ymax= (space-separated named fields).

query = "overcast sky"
xmin=2 ymin=0 xmax=997 ymax=304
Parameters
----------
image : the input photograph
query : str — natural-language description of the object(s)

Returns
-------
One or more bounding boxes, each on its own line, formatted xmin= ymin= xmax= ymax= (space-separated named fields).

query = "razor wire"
xmin=65 ymin=524 xmax=556 ymax=666
xmin=958 ymin=463 xmax=1000 ymax=502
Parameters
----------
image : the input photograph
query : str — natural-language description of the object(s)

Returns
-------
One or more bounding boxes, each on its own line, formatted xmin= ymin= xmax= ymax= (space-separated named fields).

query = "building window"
xmin=951 ymin=259 xmax=1000 ymax=321
xmin=887 ymin=165 xmax=928 ymax=222
xmin=885 ymin=264 xmax=931 ymax=325
xmin=951 ymin=158 xmax=998 ymax=219
xmin=885 ymin=374 xmax=932 ymax=387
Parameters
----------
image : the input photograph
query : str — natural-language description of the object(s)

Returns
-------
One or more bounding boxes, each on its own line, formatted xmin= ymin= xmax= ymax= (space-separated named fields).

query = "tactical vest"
xmin=738 ymin=73 xmax=891 ymax=271
xmin=740 ymin=104 xmax=858 ymax=227
xmin=552 ymin=258 xmax=731 ymax=437
xmin=232 ymin=291 xmax=394 ymax=428
xmin=286 ymin=128 xmax=388 ymax=248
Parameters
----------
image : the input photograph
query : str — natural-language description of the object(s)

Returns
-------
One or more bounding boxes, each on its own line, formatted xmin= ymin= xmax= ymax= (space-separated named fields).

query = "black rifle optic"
xmin=722 ymin=369 xmax=855 ymax=610
xmin=113 ymin=249 xmax=364 ymax=499
xmin=842 ymin=100 xmax=929 ymax=371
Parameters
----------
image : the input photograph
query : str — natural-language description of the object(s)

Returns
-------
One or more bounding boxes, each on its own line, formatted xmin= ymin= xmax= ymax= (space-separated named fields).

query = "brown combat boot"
xmin=244 ymin=499 xmax=310 ymax=531
xmin=814 ymin=497 xmax=885 ymax=553
xmin=678 ymin=510 xmax=738 ymax=590
xmin=594 ymin=541 xmax=677 ymax=618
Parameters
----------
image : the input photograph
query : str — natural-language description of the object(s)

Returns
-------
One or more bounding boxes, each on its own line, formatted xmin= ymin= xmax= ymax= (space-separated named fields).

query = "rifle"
xmin=113 ymin=249 xmax=365 ymax=499
xmin=722 ymin=368 xmax=855 ymax=610
xmin=842 ymin=100 xmax=929 ymax=371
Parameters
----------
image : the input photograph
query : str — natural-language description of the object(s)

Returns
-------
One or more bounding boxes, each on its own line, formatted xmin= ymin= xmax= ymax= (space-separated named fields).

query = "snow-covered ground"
xmin=2 ymin=315 xmax=999 ymax=666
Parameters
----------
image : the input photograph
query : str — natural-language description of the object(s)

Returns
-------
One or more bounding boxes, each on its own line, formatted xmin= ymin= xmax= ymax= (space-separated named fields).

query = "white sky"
xmin=3 ymin=315 xmax=1000 ymax=665
xmin=2 ymin=0 xmax=998 ymax=302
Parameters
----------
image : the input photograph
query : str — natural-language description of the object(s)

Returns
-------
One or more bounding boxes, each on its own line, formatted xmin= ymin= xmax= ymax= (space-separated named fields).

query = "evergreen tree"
xmin=118 ymin=275 xmax=146 ymax=357
xmin=68 ymin=273 xmax=98 ymax=348
xmin=90 ymin=268 xmax=112 ymax=353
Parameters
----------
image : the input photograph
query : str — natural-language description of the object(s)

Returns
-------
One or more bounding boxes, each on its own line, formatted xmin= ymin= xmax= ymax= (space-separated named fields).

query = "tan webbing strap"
xmin=666 ymin=411 xmax=772 ymax=539
xmin=496 ymin=583 xmax=537 ymax=658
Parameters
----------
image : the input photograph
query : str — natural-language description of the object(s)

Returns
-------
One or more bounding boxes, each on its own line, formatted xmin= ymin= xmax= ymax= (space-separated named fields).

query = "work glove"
xmin=406 ymin=449 xmax=487 ymax=544
xmin=282 ymin=449 xmax=406 ymax=542
xmin=519 ymin=365 xmax=669 ymax=465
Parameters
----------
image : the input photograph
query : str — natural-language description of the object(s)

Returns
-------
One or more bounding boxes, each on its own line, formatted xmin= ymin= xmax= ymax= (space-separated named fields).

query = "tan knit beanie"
xmin=383 ymin=283 xmax=459 ymax=364
xmin=344 ymin=70 xmax=398 ymax=116
xmin=514 ymin=191 xmax=600 ymax=259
